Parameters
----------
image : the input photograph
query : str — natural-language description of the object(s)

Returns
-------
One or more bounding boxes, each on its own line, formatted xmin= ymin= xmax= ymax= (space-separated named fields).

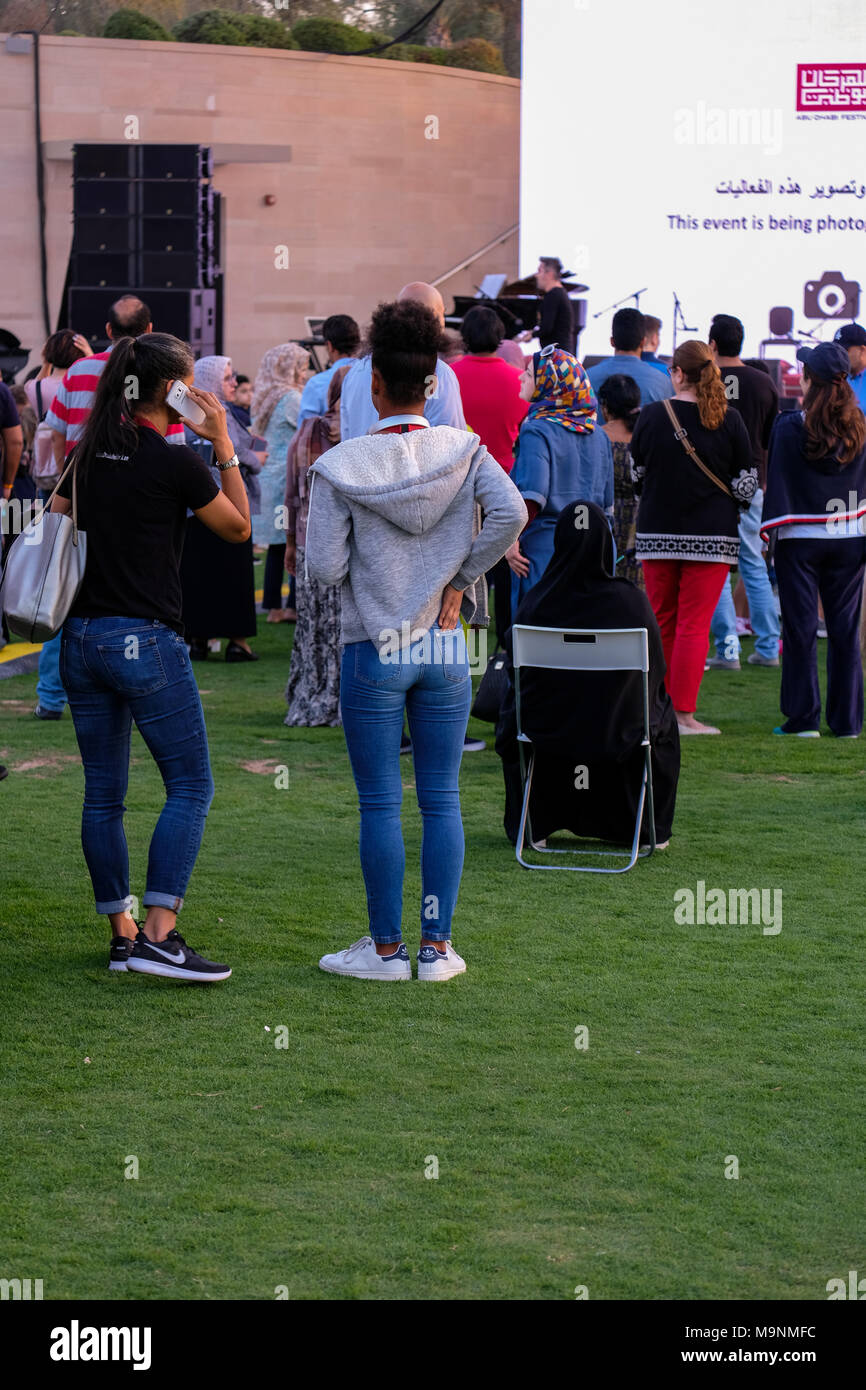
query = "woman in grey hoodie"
xmin=305 ymin=301 xmax=527 ymax=982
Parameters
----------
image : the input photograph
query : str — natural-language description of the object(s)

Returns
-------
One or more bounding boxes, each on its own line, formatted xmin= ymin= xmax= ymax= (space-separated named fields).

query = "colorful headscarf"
xmin=528 ymin=346 xmax=596 ymax=434
xmin=194 ymin=355 xmax=231 ymax=400
xmin=251 ymin=342 xmax=311 ymax=436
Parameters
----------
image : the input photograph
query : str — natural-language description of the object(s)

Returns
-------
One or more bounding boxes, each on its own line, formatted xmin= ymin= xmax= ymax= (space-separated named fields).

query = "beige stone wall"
xmin=0 ymin=34 xmax=519 ymax=378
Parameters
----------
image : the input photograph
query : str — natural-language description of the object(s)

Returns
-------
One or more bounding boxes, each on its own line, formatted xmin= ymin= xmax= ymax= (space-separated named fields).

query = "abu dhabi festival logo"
xmin=797 ymin=64 xmax=866 ymax=113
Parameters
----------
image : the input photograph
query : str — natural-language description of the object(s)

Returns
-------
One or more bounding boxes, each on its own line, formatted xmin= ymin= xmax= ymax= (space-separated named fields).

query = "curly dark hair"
xmin=368 ymin=300 xmax=447 ymax=406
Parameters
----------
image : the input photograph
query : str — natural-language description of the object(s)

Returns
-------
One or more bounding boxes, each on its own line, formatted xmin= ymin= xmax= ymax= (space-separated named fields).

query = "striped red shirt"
xmin=44 ymin=347 xmax=185 ymax=455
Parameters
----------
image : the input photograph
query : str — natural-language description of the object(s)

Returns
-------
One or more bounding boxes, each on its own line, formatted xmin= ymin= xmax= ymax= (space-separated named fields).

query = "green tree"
xmin=172 ymin=7 xmax=246 ymax=42
xmin=349 ymin=1 xmax=520 ymax=75
xmin=441 ymin=35 xmax=504 ymax=73
xmin=103 ymin=7 xmax=174 ymax=39
xmin=291 ymin=16 xmax=372 ymax=51
xmin=237 ymin=13 xmax=299 ymax=46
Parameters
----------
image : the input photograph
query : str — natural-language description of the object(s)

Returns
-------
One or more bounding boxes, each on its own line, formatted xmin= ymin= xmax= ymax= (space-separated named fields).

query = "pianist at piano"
xmin=520 ymin=256 xmax=577 ymax=355
xmin=447 ymin=265 xmax=588 ymax=357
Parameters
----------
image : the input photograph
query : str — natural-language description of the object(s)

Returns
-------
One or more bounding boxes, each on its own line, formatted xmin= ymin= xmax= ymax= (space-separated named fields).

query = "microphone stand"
xmin=672 ymin=291 xmax=696 ymax=353
xmin=794 ymin=320 xmax=827 ymax=341
xmin=592 ymin=287 xmax=648 ymax=320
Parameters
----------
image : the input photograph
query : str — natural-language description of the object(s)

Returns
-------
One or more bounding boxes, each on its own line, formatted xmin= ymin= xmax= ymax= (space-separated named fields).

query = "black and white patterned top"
xmin=630 ymin=399 xmax=757 ymax=563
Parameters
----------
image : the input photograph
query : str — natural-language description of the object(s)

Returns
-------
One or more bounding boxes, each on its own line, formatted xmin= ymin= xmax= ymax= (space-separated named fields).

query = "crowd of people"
xmin=3 ymin=266 xmax=866 ymax=980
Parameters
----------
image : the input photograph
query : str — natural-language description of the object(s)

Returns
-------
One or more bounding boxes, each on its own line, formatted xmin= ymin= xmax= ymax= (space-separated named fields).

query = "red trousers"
xmin=643 ymin=559 xmax=730 ymax=713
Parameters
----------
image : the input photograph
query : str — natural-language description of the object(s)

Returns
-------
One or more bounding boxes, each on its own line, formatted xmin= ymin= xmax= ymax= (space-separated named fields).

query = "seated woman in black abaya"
xmin=495 ymin=500 xmax=680 ymax=848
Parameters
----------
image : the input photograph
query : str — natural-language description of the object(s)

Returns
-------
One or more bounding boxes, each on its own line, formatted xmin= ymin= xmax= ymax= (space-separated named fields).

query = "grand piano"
xmin=447 ymin=272 xmax=589 ymax=344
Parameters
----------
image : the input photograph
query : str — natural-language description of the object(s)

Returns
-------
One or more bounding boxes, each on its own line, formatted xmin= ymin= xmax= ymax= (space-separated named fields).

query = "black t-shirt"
xmin=58 ymin=425 xmax=219 ymax=634
xmin=539 ymin=286 xmax=576 ymax=354
xmin=716 ymin=364 xmax=778 ymax=489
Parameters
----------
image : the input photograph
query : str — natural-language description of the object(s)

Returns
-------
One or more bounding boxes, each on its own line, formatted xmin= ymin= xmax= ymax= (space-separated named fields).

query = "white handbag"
xmin=0 ymin=456 xmax=87 ymax=642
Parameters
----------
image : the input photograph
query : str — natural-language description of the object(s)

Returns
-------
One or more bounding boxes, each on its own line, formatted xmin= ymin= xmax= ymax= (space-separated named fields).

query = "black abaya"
xmin=495 ymin=500 xmax=680 ymax=844
xmin=180 ymin=517 xmax=257 ymax=641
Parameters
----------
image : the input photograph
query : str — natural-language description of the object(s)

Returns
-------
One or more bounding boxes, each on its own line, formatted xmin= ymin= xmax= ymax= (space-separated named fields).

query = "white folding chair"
xmin=512 ymin=625 xmax=656 ymax=873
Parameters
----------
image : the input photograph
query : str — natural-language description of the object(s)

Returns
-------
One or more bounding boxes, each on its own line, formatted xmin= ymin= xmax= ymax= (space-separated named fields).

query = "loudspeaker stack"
xmin=68 ymin=144 xmax=220 ymax=354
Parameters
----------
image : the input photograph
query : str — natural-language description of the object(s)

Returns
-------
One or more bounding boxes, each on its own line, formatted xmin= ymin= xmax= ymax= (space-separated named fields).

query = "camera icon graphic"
xmin=803 ymin=271 xmax=860 ymax=320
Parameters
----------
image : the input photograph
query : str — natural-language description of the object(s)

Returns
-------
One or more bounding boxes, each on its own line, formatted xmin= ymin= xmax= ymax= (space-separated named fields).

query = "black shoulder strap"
xmin=662 ymin=398 xmax=734 ymax=501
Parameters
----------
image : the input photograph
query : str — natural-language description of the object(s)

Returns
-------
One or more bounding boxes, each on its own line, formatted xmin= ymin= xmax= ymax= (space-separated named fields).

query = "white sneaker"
xmin=417 ymin=942 xmax=466 ymax=982
xmin=318 ymin=936 xmax=411 ymax=980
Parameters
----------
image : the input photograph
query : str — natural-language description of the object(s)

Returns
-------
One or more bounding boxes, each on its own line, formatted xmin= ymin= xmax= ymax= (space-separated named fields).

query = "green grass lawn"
xmin=1 ymin=593 xmax=864 ymax=1301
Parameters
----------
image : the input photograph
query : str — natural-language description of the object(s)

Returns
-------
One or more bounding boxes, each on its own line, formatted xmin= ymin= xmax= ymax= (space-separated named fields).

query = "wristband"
xmin=216 ymin=453 xmax=240 ymax=472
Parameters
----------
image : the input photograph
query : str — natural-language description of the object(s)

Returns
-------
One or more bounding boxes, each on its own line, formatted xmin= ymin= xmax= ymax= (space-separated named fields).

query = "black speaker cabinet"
xmin=139 ymin=252 xmax=203 ymax=288
xmin=140 ymin=181 xmax=200 ymax=218
xmin=70 ymin=253 xmax=136 ymax=287
xmin=72 ymin=145 xmax=137 ymax=180
xmin=140 ymin=145 xmax=212 ymax=181
xmin=68 ymin=287 xmax=216 ymax=353
xmin=73 ymin=181 xmax=138 ymax=218
xmin=73 ymin=216 xmax=136 ymax=254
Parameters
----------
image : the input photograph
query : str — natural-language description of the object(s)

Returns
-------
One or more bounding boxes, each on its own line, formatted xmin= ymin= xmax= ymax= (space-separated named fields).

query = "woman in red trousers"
xmin=630 ymin=340 xmax=756 ymax=734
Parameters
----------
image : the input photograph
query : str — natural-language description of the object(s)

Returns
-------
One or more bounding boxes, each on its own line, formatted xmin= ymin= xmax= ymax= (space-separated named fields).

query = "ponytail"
xmin=72 ymin=332 xmax=194 ymax=479
xmin=72 ymin=337 xmax=138 ymax=480
xmin=672 ymin=339 xmax=727 ymax=430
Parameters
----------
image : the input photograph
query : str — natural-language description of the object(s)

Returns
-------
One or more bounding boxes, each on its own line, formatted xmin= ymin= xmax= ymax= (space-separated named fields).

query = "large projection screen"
xmin=521 ymin=0 xmax=866 ymax=361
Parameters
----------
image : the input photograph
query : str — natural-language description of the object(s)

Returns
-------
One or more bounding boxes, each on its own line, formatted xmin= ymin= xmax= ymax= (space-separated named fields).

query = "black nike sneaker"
xmin=109 ymin=936 xmax=134 ymax=972
xmin=126 ymin=929 xmax=232 ymax=983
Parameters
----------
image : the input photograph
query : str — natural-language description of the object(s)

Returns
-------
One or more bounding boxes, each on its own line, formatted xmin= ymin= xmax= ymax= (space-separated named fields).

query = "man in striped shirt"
xmin=37 ymin=295 xmax=183 ymax=720
xmin=46 ymin=294 xmax=185 ymax=463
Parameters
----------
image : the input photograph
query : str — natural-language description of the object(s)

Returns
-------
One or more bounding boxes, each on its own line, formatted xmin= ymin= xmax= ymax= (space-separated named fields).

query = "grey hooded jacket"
xmin=304 ymin=424 xmax=527 ymax=651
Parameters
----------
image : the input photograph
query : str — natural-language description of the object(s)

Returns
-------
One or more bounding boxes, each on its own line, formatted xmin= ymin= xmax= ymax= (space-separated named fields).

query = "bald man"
xmin=340 ymin=282 xmax=466 ymax=441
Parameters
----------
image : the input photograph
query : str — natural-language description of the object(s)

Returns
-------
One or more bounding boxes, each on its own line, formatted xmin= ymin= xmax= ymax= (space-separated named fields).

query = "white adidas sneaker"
xmin=318 ymin=936 xmax=411 ymax=981
xmin=417 ymin=943 xmax=466 ymax=982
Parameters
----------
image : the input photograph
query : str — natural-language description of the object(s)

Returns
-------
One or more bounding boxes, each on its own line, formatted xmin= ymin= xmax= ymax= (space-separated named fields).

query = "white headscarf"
xmin=194 ymin=355 xmax=231 ymax=399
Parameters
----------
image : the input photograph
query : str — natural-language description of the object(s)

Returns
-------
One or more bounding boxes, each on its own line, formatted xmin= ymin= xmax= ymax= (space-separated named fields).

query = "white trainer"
xmin=417 ymin=942 xmax=466 ymax=982
xmin=318 ymin=936 xmax=411 ymax=981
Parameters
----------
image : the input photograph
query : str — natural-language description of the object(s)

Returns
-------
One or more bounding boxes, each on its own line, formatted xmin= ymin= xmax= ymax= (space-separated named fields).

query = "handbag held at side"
xmin=0 ymin=455 xmax=87 ymax=642
xmin=471 ymin=644 xmax=510 ymax=723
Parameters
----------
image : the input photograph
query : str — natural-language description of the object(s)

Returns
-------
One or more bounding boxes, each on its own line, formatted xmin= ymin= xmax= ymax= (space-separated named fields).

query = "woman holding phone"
xmin=51 ymin=333 xmax=250 ymax=982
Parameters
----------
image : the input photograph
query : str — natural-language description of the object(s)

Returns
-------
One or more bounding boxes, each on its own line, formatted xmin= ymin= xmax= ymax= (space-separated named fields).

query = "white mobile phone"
xmin=166 ymin=380 xmax=207 ymax=427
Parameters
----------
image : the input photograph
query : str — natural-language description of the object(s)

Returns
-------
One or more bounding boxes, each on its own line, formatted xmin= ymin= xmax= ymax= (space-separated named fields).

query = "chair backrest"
xmin=512 ymin=625 xmax=649 ymax=674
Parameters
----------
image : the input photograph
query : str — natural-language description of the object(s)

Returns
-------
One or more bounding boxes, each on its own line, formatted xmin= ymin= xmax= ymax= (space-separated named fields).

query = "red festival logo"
xmin=797 ymin=64 xmax=866 ymax=111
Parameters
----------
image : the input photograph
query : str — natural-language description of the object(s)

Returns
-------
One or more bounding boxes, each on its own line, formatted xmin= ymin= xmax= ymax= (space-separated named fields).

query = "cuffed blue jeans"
xmin=711 ymin=488 xmax=780 ymax=660
xmin=60 ymin=617 xmax=215 ymax=915
xmin=340 ymin=625 xmax=473 ymax=944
